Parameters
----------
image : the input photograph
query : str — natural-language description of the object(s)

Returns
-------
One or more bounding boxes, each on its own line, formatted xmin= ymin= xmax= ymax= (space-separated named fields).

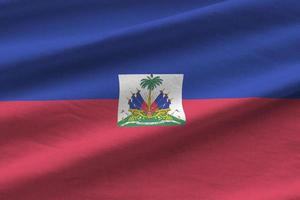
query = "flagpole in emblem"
xmin=118 ymin=74 xmax=186 ymax=127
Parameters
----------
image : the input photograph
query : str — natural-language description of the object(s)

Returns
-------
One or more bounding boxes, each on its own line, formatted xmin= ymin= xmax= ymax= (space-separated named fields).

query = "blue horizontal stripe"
xmin=0 ymin=0 xmax=300 ymax=100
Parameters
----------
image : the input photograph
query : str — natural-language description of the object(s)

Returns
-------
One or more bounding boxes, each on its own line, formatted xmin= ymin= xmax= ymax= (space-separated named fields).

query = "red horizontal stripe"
xmin=1 ymin=98 xmax=300 ymax=199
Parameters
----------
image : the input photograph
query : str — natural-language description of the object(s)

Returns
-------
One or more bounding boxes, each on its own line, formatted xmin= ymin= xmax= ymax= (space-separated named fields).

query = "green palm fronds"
xmin=140 ymin=74 xmax=163 ymax=91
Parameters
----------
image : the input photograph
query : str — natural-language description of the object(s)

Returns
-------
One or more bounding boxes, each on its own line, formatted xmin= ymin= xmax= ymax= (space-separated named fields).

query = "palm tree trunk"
xmin=147 ymin=90 xmax=152 ymax=112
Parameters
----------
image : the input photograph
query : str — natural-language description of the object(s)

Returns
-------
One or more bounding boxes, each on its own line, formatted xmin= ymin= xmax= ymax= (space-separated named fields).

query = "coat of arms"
xmin=118 ymin=74 xmax=186 ymax=127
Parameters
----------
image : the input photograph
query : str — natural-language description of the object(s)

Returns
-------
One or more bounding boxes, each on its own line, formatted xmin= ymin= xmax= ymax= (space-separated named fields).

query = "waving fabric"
xmin=0 ymin=0 xmax=300 ymax=199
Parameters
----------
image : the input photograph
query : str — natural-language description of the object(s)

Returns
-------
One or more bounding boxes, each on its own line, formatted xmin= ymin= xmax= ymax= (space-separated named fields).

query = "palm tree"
xmin=140 ymin=74 xmax=163 ymax=114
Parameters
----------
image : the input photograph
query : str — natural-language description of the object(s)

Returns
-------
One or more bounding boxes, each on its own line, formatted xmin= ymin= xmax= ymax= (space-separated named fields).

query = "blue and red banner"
xmin=0 ymin=0 xmax=300 ymax=199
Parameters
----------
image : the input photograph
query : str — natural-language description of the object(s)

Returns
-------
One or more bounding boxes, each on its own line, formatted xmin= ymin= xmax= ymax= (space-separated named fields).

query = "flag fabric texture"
xmin=1 ymin=0 xmax=300 ymax=199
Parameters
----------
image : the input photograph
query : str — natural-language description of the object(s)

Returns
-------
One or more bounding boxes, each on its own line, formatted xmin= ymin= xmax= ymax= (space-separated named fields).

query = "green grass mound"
xmin=118 ymin=114 xmax=185 ymax=127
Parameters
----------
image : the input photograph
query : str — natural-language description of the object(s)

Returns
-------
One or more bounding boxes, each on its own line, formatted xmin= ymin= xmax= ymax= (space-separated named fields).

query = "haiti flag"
xmin=0 ymin=0 xmax=300 ymax=200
